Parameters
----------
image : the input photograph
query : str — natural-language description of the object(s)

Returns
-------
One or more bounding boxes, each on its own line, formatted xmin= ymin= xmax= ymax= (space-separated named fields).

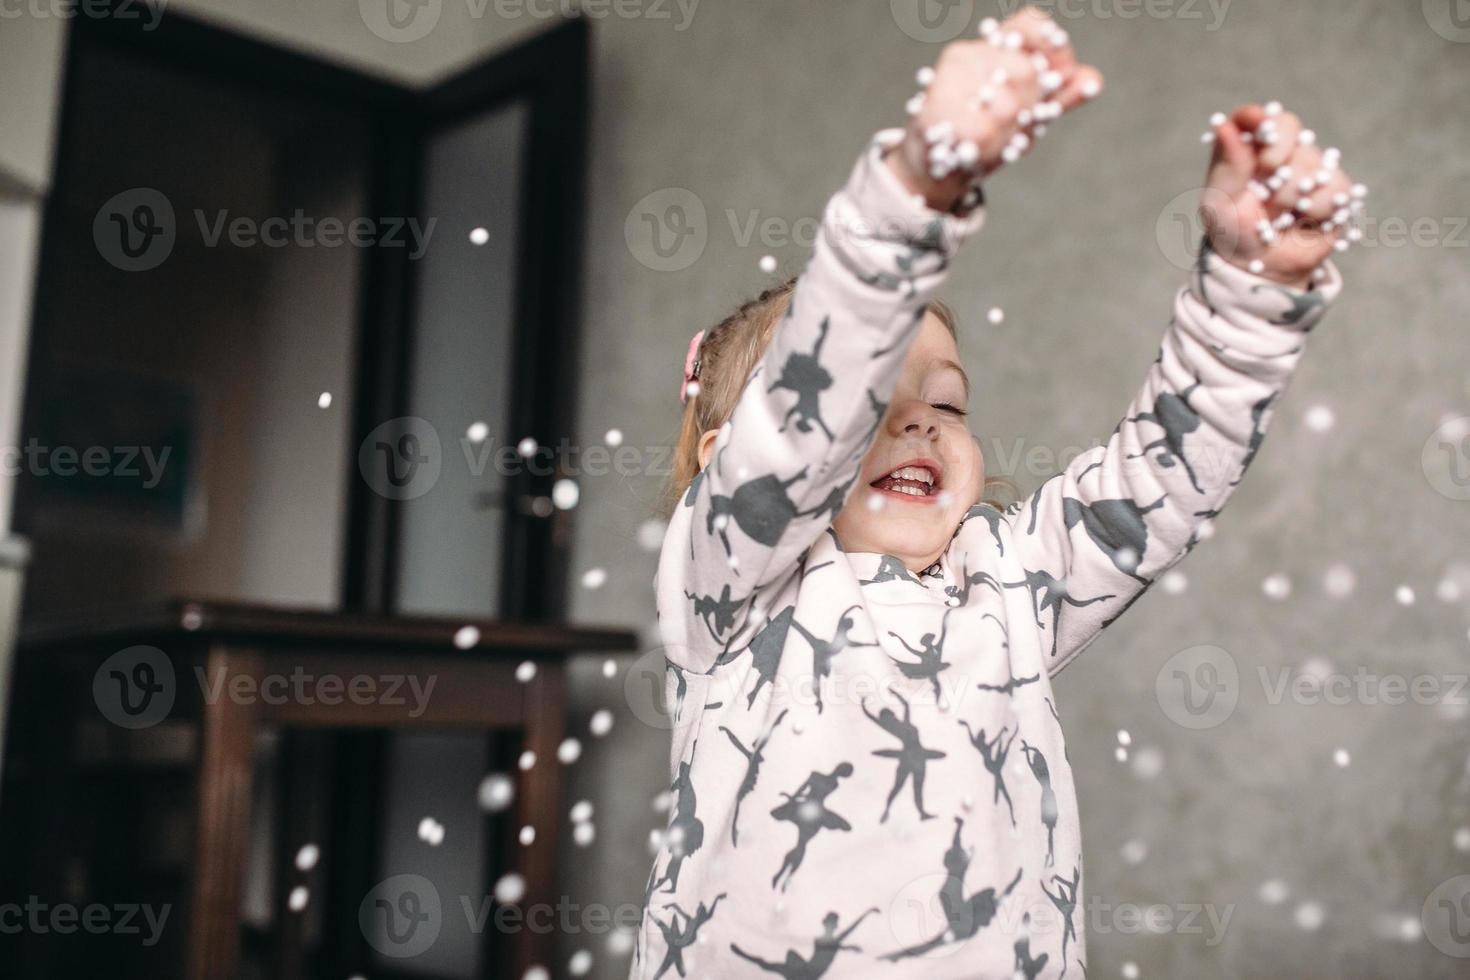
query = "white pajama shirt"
xmin=632 ymin=131 xmax=1341 ymax=980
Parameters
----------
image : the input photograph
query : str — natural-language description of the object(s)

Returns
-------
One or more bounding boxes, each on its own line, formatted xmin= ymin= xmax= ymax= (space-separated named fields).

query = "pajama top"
xmin=632 ymin=129 xmax=1342 ymax=980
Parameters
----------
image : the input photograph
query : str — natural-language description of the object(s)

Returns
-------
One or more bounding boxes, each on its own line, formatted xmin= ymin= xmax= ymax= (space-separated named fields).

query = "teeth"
xmin=889 ymin=466 xmax=935 ymax=485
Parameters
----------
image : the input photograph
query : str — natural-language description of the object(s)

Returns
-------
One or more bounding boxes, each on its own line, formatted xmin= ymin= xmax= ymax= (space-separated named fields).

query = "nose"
xmin=887 ymin=398 xmax=940 ymax=441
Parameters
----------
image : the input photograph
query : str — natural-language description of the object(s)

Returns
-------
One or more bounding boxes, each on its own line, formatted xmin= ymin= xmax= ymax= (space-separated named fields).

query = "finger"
xmin=1051 ymin=65 xmax=1103 ymax=113
xmin=1255 ymin=110 xmax=1301 ymax=172
xmin=1002 ymin=6 xmax=1078 ymax=74
xmin=1208 ymin=117 xmax=1257 ymax=200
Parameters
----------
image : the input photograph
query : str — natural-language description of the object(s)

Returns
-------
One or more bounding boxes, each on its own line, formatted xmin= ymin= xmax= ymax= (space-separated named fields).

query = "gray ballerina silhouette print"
xmin=959 ymin=721 xmax=1018 ymax=826
xmin=654 ymin=750 xmax=706 ymax=893
xmin=974 ymin=669 xmax=1040 ymax=696
xmin=726 ymin=605 xmax=795 ymax=708
xmin=1230 ymin=393 xmax=1277 ymax=486
xmin=861 ymin=555 xmax=921 ymax=587
xmin=886 ymin=609 xmax=955 ymax=701
xmin=683 ymin=584 xmax=748 ymax=642
xmin=1014 ymin=933 xmax=1050 ymax=980
xmin=1042 ymin=865 xmax=1081 ymax=979
xmin=871 ymin=307 xmax=928 ymax=358
xmin=1062 ymin=493 xmax=1167 ymax=586
xmin=797 ymin=471 xmax=859 ymax=525
xmin=944 ymin=554 xmax=1003 ymax=607
xmin=771 ymin=763 xmax=855 ymax=891
xmin=731 ymin=908 xmax=879 ymax=980
xmin=859 ymin=387 xmax=889 ymax=445
xmin=1042 ymin=696 xmax=1070 ymax=764
xmin=881 ymin=816 xmax=1023 ymax=961
xmin=650 ymin=893 xmax=726 ymax=980
xmin=720 ymin=708 xmax=789 ymax=846
xmin=1251 ymin=282 xmax=1325 ymax=327
xmin=789 ymin=605 xmax=878 ymax=713
xmin=961 ymin=503 xmax=1007 ymax=556
xmin=1193 ymin=236 xmax=1221 ymax=318
xmin=769 ymin=316 xmax=835 ymax=441
xmin=862 ymin=690 xmax=946 ymax=822
xmin=1020 ymin=741 xmax=1060 ymax=868
xmin=666 ymin=660 xmax=690 ymax=724
xmin=1003 ymin=569 xmax=1116 ymax=661
xmin=706 ymin=466 xmax=811 ymax=561
xmin=1126 ymin=378 xmax=1206 ymax=494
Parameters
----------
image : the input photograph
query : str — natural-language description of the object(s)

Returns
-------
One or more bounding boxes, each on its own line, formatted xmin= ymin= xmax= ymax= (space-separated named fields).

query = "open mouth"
xmin=870 ymin=460 xmax=942 ymax=501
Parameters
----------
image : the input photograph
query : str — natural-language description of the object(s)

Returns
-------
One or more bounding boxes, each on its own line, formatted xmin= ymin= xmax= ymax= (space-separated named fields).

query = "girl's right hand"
xmin=886 ymin=7 xmax=1105 ymax=213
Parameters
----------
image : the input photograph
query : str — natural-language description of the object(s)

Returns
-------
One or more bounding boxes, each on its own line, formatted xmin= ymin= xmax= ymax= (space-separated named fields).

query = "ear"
xmin=696 ymin=429 xmax=720 ymax=472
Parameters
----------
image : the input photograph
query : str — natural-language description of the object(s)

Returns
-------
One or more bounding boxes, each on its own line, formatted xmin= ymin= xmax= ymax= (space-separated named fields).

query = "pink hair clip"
xmin=679 ymin=329 xmax=705 ymax=404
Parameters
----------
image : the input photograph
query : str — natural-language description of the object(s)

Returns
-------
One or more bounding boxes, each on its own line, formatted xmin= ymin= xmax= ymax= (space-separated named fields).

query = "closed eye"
xmin=932 ymin=402 xmax=968 ymax=417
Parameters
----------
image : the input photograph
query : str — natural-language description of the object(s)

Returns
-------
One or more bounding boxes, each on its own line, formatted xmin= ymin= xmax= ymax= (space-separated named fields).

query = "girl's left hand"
xmin=1202 ymin=104 xmax=1363 ymax=289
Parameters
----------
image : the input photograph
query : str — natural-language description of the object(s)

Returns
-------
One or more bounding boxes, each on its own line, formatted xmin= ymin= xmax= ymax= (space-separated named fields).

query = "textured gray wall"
xmin=563 ymin=2 xmax=1470 ymax=978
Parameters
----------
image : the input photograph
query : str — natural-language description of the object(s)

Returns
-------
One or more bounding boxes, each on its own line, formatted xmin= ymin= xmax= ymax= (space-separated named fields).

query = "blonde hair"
xmin=660 ymin=279 xmax=1015 ymax=517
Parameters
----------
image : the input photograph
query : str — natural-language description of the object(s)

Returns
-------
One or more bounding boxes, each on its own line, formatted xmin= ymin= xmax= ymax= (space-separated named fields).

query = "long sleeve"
xmin=1007 ymin=239 xmax=1344 ymax=676
xmin=658 ymin=131 xmax=986 ymax=673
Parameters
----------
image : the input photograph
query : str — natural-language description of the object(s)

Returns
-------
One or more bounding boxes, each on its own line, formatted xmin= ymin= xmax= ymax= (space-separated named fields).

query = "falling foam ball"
xmin=1455 ymin=827 xmax=1470 ymax=853
xmin=582 ymin=567 xmax=607 ymax=590
xmin=1262 ymin=573 xmax=1292 ymax=601
xmin=1161 ymin=570 xmax=1188 ymax=595
xmin=1303 ymin=404 xmax=1335 ymax=432
xmin=523 ymin=968 xmax=549 ymax=980
xmin=519 ymin=825 xmax=536 ymax=846
xmin=1116 ymin=547 xmax=1140 ymax=573
xmin=1322 ymin=563 xmax=1356 ymax=599
xmin=517 ymin=437 xmax=538 ymax=458
xmin=1395 ymin=585 xmax=1415 ymax=606
xmin=1132 ymin=746 xmax=1164 ymax=780
xmin=454 ymin=625 xmax=481 ymax=649
xmin=573 ymin=822 xmax=596 ymax=847
xmin=478 ymin=773 xmax=515 ymax=813
xmin=605 ymin=428 xmax=623 ymax=447
xmin=569 ymin=950 xmax=594 ymax=976
xmin=467 ymin=421 xmax=489 ymax=443
xmin=518 ymin=750 xmax=537 ymax=771
xmin=866 ymin=494 xmax=885 ymax=512
xmin=1116 ymin=729 xmax=1132 ymax=747
xmin=1437 ymin=577 xmax=1462 ymax=603
xmin=469 ymin=227 xmax=490 ymax=245
xmin=516 ymin=660 xmax=537 ymax=683
xmin=1121 ymin=839 xmax=1148 ymax=865
xmin=317 ymin=392 xmax=332 ymax=409
xmin=651 ymin=790 xmax=673 ymax=814
xmin=1333 ymin=748 xmax=1351 ymax=767
xmin=558 ymin=738 xmax=583 ymax=764
xmin=1114 ymin=746 xmax=1128 ymax=763
xmin=1294 ymin=901 xmax=1325 ymax=931
xmin=288 ymin=885 xmax=309 ymax=912
xmin=608 ymin=928 xmax=635 ymax=955
xmin=295 ymin=843 xmax=320 ymax=872
xmin=570 ymin=800 xmax=594 ymax=824
xmin=602 ymin=658 xmax=619 ymax=679
xmin=1259 ymin=879 xmax=1289 ymax=905
xmin=988 ymin=306 xmax=1005 ymax=325
xmin=684 ymin=380 xmax=701 ymax=398
xmin=1122 ymin=964 xmax=1140 ymax=980
xmin=589 ymin=709 xmax=614 ymax=737
xmin=417 ymin=817 xmax=445 ymax=846
xmin=759 ymin=255 xmax=778 ymax=274
xmin=637 ymin=519 xmax=666 ymax=551
xmin=552 ymin=478 xmax=580 ymax=510
xmin=495 ymin=872 xmax=526 ymax=904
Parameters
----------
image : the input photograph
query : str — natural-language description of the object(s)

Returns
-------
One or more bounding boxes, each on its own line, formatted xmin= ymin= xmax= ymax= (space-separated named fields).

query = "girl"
xmin=634 ymin=8 xmax=1357 ymax=978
